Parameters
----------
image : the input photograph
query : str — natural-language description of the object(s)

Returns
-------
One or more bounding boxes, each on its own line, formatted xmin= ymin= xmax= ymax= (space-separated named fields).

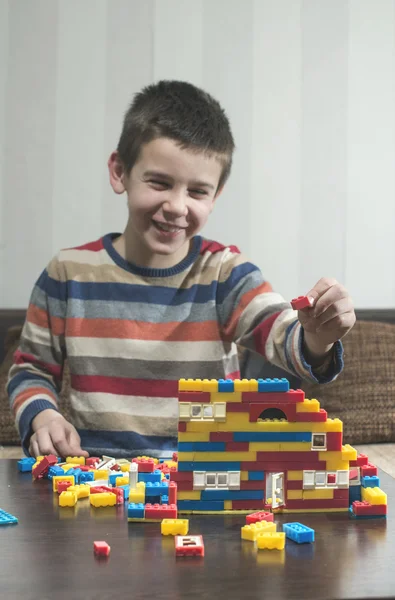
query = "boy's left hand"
xmin=297 ymin=277 xmax=356 ymax=360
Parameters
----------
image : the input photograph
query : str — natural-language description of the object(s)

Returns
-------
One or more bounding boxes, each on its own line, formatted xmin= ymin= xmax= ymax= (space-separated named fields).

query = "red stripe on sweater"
xmin=71 ymin=375 xmax=178 ymax=397
xmin=253 ymin=311 xmax=282 ymax=357
xmin=13 ymin=351 xmax=62 ymax=379
xmin=200 ymin=239 xmax=240 ymax=255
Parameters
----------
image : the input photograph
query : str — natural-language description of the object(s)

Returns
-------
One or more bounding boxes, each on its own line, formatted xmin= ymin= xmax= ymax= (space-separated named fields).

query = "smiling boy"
xmin=7 ymin=80 xmax=355 ymax=458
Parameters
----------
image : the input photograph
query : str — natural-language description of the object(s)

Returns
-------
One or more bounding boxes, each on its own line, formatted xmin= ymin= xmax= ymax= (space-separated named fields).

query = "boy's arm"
xmin=7 ymin=256 xmax=86 ymax=456
xmin=218 ymin=256 xmax=344 ymax=384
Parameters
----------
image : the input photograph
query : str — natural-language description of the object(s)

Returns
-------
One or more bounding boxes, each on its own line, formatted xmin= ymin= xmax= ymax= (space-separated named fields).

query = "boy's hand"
xmin=29 ymin=409 xmax=89 ymax=459
xmin=297 ymin=278 xmax=356 ymax=365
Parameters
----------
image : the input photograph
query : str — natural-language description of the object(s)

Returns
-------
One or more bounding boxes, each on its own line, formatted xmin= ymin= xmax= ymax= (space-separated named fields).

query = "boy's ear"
xmin=108 ymin=151 xmax=127 ymax=194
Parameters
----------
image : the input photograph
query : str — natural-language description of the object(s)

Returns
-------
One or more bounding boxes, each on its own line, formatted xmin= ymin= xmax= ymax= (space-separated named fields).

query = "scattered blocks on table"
xmin=246 ymin=511 xmax=274 ymax=525
xmin=59 ymin=491 xmax=78 ymax=507
xmin=161 ymin=519 xmax=189 ymax=536
xmin=17 ymin=457 xmax=36 ymax=473
xmin=283 ymin=522 xmax=315 ymax=543
xmin=241 ymin=520 xmax=276 ymax=541
xmin=32 ymin=454 xmax=58 ymax=479
xmin=361 ymin=476 xmax=380 ymax=489
xmin=144 ymin=503 xmax=177 ymax=520
xmin=175 ymin=535 xmax=204 ymax=557
xmin=256 ymin=532 xmax=286 ymax=550
xmin=52 ymin=475 xmax=75 ymax=492
xmin=128 ymin=503 xmax=145 ymax=519
xmin=90 ymin=493 xmax=117 ymax=508
xmin=0 ymin=508 xmax=18 ymax=525
xmin=93 ymin=541 xmax=111 ymax=557
xmin=66 ymin=456 xmax=86 ymax=465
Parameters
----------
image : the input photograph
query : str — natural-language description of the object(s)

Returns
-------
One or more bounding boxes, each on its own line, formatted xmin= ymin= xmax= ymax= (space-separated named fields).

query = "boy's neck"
xmin=112 ymin=231 xmax=192 ymax=271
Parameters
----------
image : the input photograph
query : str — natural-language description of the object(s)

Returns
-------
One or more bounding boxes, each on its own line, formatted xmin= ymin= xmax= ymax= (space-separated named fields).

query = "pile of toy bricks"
xmin=348 ymin=455 xmax=387 ymax=518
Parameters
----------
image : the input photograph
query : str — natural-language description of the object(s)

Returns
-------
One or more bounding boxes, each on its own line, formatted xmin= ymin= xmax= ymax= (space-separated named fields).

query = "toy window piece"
xmin=214 ymin=402 xmax=226 ymax=421
xmin=315 ymin=471 xmax=326 ymax=486
xmin=191 ymin=404 xmax=202 ymax=418
xmin=228 ymin=471 xmax=241 ymax=490
xmin=303 ymin=470 xmax=315 ymax=489
xmin=337 ymin=470 xmax=350 ymax=488
xmin=178 ymin=403 xmax=191 ymax=420
xmin=349 ymin=467 xmax=361 ymax=486
xmin=203 ymin=404 xmax=213 ymax=418
xmin=217 ymin=473 xmax=228 ymax=487
xmin=312 ymin=433 xmax=327 ymax=450
xmin=193 ymin=471 xmax=206 ymax=490
xmin=205 ymin=473 xmax=216 ymax=487
xmin=326 ymin=472 xmax=337 ymax=486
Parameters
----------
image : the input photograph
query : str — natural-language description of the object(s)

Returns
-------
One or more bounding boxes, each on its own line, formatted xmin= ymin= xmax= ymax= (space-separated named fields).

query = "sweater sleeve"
xmin=7 ymin=255 xmax=67 ymax=453
xmin=217 ymin=252 xmax=343 ymax=384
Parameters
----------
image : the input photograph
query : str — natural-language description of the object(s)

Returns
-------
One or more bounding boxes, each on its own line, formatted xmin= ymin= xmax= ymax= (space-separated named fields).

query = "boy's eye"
xmin=149 ymin=180 xmax=169 ymax=189
xmin=190 ymin=189 xmax=207 ymax=196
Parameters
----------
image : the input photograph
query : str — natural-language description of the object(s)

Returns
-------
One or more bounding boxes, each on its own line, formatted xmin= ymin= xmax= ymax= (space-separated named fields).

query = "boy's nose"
xmin=163 ymin=191 xmax=188 ymax=216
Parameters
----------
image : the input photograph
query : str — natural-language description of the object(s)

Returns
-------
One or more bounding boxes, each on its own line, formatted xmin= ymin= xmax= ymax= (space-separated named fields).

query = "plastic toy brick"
xmin=79 ymin=472 xmax=95 ymax=483
xmin=59 ymin=491 xmax=78 ymax=507
xmin=129 ymin=482 xmax=146 ymax=504
xmin=109 ymin=473 xmax=123 ymax=486
xmin=169 ymin=481 xmax=177 ymax=505
xmin=218 ymin=378 xmax=235 ymax=392
xmin=68 ymin=484 xmax=90 ymax=499
xmin=177 ymin=500 xmax=225 ymax=512
xmin=201 ymin=490 xmax=264 ymax=501
xmin=48 ymin=466 xmax=64 ymax=480
xmin=161 ymin=519 xmax=189 ymax=536
xmin=32 ymin=454 xmax=58 ymax=479
xmin=93 ymin=541 xmax=111 ymax=557
xmin=178 ymin=461 xmax=241 ymax=472
xmin=241 ymin=520 xmax=276 ymax=541
xmin=57 ymin=480 xmax=72 ymax=494
xmin=175 ymin=535 xmax=204 ymax=557
xmin=132 ymin=458 xmax=155 ymax=473
xmin=361 ymin=475 xmax=380 ymax=488
xmin=257 ymin=378 xmax=290 ymax=392
xmin=17 ymin=457 xmax=36 ymax=473
xmin=144 ymin=504 xmax=178 ymax=520
xmin=360 ymin=463 xmax=378 ymax=477
xmin=145 ymin=482 xmax=169 ymax=497
xmin=256 ymin=532 xmax=286 ymax=550
xmin=137 ymin=470 xmax=161 ymax=484
xmin=349 ymin=453 xmax=368 ymax=467
xmin=52 ymin=475 xmax=75 ymax=492
xmin=0 ymin=508 xmax=18 ymax=525
xmin=118 ymin=485 xmax=130 ymax=501
xmin=351 ymin=501 xmax=387 ymax=517
xmin=296 ymin=398 xmax=320 ymax=413
xmin=246 ymin=511 xmax=274 ymax=525
xmin=291 ymin=295 xmax=314 ymax=310
xmin=234 ymin=432 xmax=312 ymax=442
xmin=86 ymin=457 xmax=100 ymax=468
xmin=94 ymin=469 xmax=108 ymax=480
xmin=128 ymin=503 xmax=145 ymax=519
xmin=242 ymin=389 xmax=305 ymax=405
xmin=361 ymin=487 xmax=387 ymax=505
xmin=283 ymin=522 xmax=315 ymax=543
xmin=114 ymin=477 xmax=129 ymax=488
xmin=90 ymin=493 xmax=117 ymax=508
xmin=66 ymin=456 xmax=85 ymax=465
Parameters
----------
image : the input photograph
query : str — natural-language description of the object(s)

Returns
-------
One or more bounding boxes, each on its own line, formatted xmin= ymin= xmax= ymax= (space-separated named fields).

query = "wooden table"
xmin=0 ymin=460 xmax=394 ymax=600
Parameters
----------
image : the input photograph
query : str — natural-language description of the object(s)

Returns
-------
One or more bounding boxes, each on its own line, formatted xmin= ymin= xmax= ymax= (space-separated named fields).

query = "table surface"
xmin=0 ymin=460 xmax=394 ymax=600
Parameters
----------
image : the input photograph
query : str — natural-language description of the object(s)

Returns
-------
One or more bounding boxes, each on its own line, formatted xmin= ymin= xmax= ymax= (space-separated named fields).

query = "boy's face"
xmin=109 ymin=137 xmax=223 ymax=268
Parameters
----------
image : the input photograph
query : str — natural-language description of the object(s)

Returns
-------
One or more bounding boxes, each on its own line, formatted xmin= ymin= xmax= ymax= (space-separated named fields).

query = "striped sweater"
xmin=7 ymin=233 xmax=343 ymax=457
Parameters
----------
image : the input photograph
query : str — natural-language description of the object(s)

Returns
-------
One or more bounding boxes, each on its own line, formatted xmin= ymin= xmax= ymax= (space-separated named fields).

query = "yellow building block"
xmin=163 ymin=461 xmax=178 ymax=468
xmin=52 ymin=475 xmax=75 ymax=492
xmin=178 ymin=451 xmax=257 ymax=462
xmin=249 ymin=442 xmax=281 ymax=451
xmin=94 ymin=469 xmax=108 ymax=480
xmin=241 ymin=521 xmax=276 ymax=541
xmin=185 ymin=421 xmax=220 ymax=433
xmin=324 ymin=459 xmax=349 ymax=472
xmin=179 ymin=378 xmax=204 ymax=391
xmin=210 ymin=391 xmax=242 ymax=404
xmin=36 ymin=456 xmax=44 ymax=462
xmin=287 ymin=490 xmax=303 ymax=500
xmin=129 ymin=482 xmax=145 ymax=504
xmin=257 ymin=532 xmax=286 ymax=550
xmin=240 ymin=471 xmax=249 ymax=481
xmin=341 ymin=444 xmax=357 ymax=461
xmin=90 ymin=492 xmax=117 ymax=507
xmin=201 ymin=379 xmax=218 ymax=392
xmin=60 ymin=464 xmax=78 ymax=471
xmin=161 ymin=519 xmax=189 ymax=536
xmin=68 ymin=484 xmax=90 ymax=499
xmin=115 ymin=477 xmax=129 ymax=487
xmin=136 ymin=456 xmax=159 ymax=464
xmin=177 ymin=491 xmax=201 ymax=501
xmin=361 ymin=487 xmax=387 ymax=505
xmin=120 ymin=464 xmax=130 ymax=473
xmin=215 ymin=412 xmax=343 ymax=432
xmin=287 ymin=470 xmax=303 ymax=481
xmin=234 ymin=379 xmax=258 ymax=392
xmin=278 ymin=442 xmax=312 ymax=452
xmin=178 ymin=432 xmax=210 ymax=442
xmin=65 ymin=456 xmax=86 ymax=465
xmin=59 ymin=491 xmax=78 ymax=507
xmin=303 ymin=489 xmax=334 ymax=500
xmin=281 ymin=508 xmax=347 ymax=513
xmin=296 ymin=399 xmax=320 ymax=413
xmin=224 ymin=501 xmax=232 ymax=510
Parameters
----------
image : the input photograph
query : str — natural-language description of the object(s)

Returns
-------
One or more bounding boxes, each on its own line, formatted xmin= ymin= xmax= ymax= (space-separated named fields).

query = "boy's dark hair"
xmin=117 ymin=80 xmax=235 ymax=192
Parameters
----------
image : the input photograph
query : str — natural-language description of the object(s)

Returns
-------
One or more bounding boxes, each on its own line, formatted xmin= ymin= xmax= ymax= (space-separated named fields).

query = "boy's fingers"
xmin=316 ymin=311 xmax=356 ymax=335
xmin=35 ymin=429 xmax=58 ymax=457
xmin=29 ymin=437 xmax=39 ymax=458
xmin=314 ymin=298 xmax=353 ymax=327
xmin=50 ymin=423 xmax=73 ymax=459
xmin=67 ymin=427 xmax=89 ymax=458
xmin=305 ymin=277 xmax=339 ymax=306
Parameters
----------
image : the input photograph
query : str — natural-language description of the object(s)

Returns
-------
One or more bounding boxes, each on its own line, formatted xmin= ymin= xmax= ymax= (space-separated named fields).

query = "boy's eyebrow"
xmin=143 ymin=170 xmax=215 ymax=190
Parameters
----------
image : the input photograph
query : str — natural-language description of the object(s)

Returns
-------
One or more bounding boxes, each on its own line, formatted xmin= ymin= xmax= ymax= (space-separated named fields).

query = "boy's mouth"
xmin=152 ymin=220 xmax=185 ymax=234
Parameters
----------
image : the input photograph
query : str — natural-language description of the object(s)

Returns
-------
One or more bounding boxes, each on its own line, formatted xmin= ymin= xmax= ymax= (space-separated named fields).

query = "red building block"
xmin=172 ymin=452 xmax=178 ymax=462
xmin=326 ymin=432 xmax=343 ymax=451
xmin=144 ymin=504 xmax=177 ymax=519
xmin=240 ymin=480 xmax=266 ymax=490
xmin=169 ymin=470 xmax=193 ymax=482
xmin=178 ymin=422 xmax=187 ymax=432
xmin=360 ymin=463 xmax=378 ymax=477
xmin=210 ymin=432 xmax=234 ymax=442
xmin=291 ymin=295 xmax=314 ymax=310
xmin=225 ymin=403 xmax=250 ymax=413
xmin=327 ymin=473 xmax=337 ymax=484
xmin=86 ymin=457 xmax=100 ymax=468
xmin=226 ymin=442 xmax=250 ymax=452
xmin=93 ymin=541 xmax=111 ymax=557
xmin=57 ymin=481 xmax=72 ymax=494
xmin=246 ymin=511 xmax=274 ymax=525
xmin=110 ymin=464 xmax=120 ymax=471
xmin=175 ymin=535 xmax=204 ymax=557
xmin=32 ymin=454 xmax=58 ymax=480
xmin=176 ymin=481 xmax=194 ymax=491
xmin=294 ymin=410 xmax=328 ymax=422
xmin=352 ymin=501 xmax=387 ymax=516
xmin=132 ymin=458 xmax=155 ymax=473
xmin=178 ymin=392 xmax=211 ymax=403
xmin=350 ymin=454 xmax=368 ymax=468
xmin=242 ymin=390 xmax=305 ymax=404
xmin=112 ymin=488 xmax=124 ymax=504
xmin=286 ymin=480 xmax=303 ymax=490
xmin=333 ymin=489 xmax=349 ymax=499
xmin=256 ymin=451 xmax=321 ymax=462
xmin=169 ymin=481 xmax=177 ymax=505
xmin=242 ymin=461 xmax=327 ymax=471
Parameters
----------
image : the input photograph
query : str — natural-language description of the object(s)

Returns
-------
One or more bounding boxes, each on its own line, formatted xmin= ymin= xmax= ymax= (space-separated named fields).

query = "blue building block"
xmin=79 ymin=471 xmax=94 ymax=483
xmin=233 ymin=432 xmax=311 ymax=442
xmin=17 ymin=457 xmax=36 ymax=473
xmin=0 ymin=509 xmax=18 ymax=525
xmin=109 ymin=473 xmax=124 ymax=486
xmin=128 ymin=503 xmax=145 ymax=518
xmin=145 ymin=482 xmax=169 ymax=497
xmin=349 ymin=486 xmax=362 ymax=504
xmin=283 ymin=522 xmax=315 ymax=543
xmin=257 ymin=378 xmax=290 ymax=392
xmin=118 ymin=484 xmax=130 ymax=501
xmin=178 ymin=461 xmax=241 ymax=472
xmin=138 ymin=470 xmax=162 ymax=484
xmin=201 ymin=490 xmax=264 ymax=501
xmin=48 ymin=466 xmax=64 ymax=480
xmin=177 ymin=500 xmax=224 ymax=512
xmin=178 ymin=442 xmax=226 ymax=452
xmin=361 ymin=476 xmax=380 ymax=488
xmin=161 ymin=495 xmax=169 ymax=504
xmin=248 ymin=471 xmax=264 ymax=481
xmin=218 ymin=379 xmax=234 ymax=392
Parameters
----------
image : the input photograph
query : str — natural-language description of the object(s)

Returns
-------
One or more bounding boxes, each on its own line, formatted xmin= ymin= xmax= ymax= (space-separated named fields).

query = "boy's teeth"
xmin=156 ymin=222 xmax=180 ymax=232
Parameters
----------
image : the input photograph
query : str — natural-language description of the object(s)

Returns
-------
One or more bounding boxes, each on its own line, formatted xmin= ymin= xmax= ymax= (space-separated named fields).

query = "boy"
xmin=7 ymin=80 xmax=355 ymax=459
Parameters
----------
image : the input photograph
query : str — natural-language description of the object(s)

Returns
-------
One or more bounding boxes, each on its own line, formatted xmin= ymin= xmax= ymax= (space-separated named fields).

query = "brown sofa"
xmin=1 ymin=309 xmax=395 ymax=448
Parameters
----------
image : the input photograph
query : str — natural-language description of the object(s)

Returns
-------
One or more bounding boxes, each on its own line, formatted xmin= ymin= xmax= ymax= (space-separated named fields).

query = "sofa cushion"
xmin=0 ymin=326 xmax=73 ymax=445
xmin=302 ymin=320 xmax=395 ymax=444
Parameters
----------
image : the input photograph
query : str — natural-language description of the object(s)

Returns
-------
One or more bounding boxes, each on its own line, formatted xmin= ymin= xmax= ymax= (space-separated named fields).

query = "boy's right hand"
xmin=29 ymin=409 xmax=89 ymax=459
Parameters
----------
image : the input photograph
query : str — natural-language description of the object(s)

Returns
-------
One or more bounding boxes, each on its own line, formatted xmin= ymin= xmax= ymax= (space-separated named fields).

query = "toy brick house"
xmin=173 ymin=378 xmax=386 ymax=517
